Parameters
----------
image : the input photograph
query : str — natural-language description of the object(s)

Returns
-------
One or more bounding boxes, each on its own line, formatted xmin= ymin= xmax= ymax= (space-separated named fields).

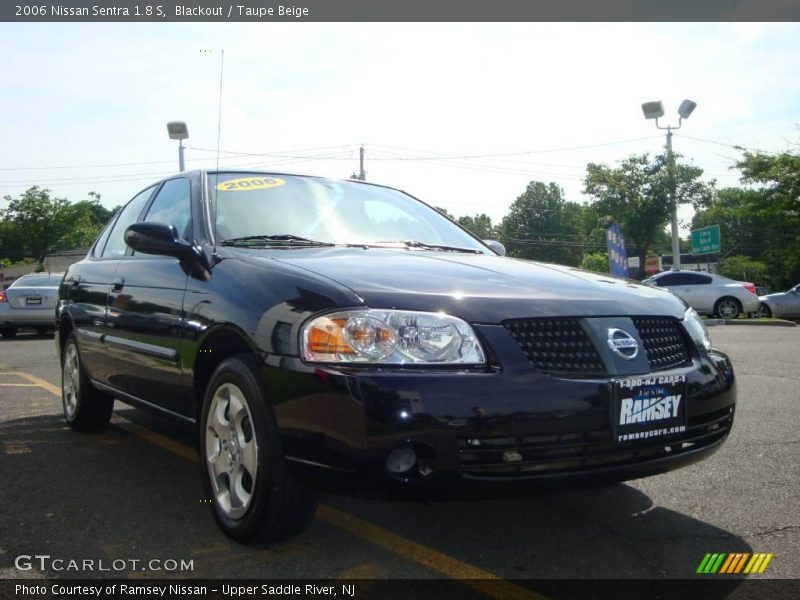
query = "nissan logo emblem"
xmin=607 ymin=328 xmax=639 ymax=360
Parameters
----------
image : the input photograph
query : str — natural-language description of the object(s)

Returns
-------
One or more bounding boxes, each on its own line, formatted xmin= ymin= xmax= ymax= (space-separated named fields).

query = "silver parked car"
xmin=0 ymin=272 xmax=63 ymax=338
xmin=757 ymin=284 xmax=800 ymax=319
xmin=643 ymin=270 xmax=759 ymax=319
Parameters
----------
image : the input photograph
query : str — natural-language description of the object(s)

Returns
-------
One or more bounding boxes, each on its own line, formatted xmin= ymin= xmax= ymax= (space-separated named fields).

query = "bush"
xmin=719 ymin=255 xmax=769 ymax=284
xmin=580 ymin=252 xmax=609 ymax=273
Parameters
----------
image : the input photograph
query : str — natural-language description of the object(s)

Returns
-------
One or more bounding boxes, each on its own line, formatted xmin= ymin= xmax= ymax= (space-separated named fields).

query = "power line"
xmin=0 ymin=143 xmax=358 ymax=172
xmin=675 ymin=134 xmax=787 ymax=156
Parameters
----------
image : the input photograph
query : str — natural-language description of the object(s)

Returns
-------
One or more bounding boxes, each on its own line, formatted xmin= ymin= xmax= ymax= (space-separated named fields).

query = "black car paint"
xmin=56 ymin=171 xmax=736 ymax=496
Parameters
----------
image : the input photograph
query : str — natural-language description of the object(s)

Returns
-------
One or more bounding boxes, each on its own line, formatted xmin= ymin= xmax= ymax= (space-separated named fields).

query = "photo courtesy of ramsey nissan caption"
xmin=55 ymin=171 xmax=736 ymax=544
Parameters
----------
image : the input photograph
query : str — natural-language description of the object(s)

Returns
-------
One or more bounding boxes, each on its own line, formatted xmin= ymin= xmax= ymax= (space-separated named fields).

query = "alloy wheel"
xmin=205 ymin=383 xmax=259 ymax=520
xmin=62 ymin=343 xmax=80 ymax=419
xmin=717 ymin=299 xmax=740 ymax=319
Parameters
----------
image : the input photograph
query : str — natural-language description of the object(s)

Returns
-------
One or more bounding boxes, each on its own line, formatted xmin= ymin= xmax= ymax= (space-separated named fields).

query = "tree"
xmin=691 ymin=188 xmax=772 ymax=260
xmin=457 ymin=213 xmax=495 ymax=239
xmin=731 ymin=147 xmax=800 ymax=288
xmin=1 ymin=187 xmax=74 ymax=264
xmin=584 ymin=153 xmax=712 ymax=278
xmin=433 ymin=206 xmax=454 ymax=218
xmin=499 ymin=181 xmax=585 ymax=266
xmin=1 ymin=187 xmax=107 ymax=265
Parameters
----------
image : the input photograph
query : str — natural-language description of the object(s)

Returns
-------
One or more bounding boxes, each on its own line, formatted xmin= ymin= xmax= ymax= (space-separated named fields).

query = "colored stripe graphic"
xmin=697 ymin=553 xmax=726 ymax=574
xmin=699 ymin=553 xmax=773 ymax=575
xmin=744 ymin=553 xmax=774 ymax=574
xmin=720 ymin=553 xmax=750 ymax=574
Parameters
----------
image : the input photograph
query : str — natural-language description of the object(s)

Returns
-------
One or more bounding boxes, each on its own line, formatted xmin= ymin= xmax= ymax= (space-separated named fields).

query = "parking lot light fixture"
xmin=167 ymin=121 xmax=189 ymax=172
xmin=642 ymin=99 xmax=698 ymax=270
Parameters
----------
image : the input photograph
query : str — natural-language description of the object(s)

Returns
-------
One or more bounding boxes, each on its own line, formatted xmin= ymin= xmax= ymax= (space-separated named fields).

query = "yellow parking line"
xmin=0 ymin=383 xmax=38 ymax=387
xmin=14 ymin=368 xmax=548 ymax=600
xmin=111 ymin=415 xmax=199 ymax=463
xmin=13 ymin=371 xmax=62 ymax=396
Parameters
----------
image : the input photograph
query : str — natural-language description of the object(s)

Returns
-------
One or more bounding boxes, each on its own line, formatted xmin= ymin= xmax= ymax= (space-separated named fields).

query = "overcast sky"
xmin=1 ymin=22 xmax=798 ymax=230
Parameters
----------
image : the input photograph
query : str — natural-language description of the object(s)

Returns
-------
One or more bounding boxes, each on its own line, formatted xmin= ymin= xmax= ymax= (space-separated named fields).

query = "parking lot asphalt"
xmin=0 ymin=328 xmax=797 ymax=589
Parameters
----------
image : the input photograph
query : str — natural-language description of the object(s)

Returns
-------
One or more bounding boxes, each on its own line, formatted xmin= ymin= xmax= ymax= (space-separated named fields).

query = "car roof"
xmin=187 ymin=169 xmax=408 ymax=195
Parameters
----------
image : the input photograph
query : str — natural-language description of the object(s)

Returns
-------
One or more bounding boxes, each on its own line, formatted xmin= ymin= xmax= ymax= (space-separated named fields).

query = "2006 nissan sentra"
xmin=56 ymin=171 xmax=736 ymax=543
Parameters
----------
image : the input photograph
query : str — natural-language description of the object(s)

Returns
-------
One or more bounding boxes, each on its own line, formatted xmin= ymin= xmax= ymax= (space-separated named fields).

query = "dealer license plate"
xmin=613 ymin=374 xmax=687 ymax=442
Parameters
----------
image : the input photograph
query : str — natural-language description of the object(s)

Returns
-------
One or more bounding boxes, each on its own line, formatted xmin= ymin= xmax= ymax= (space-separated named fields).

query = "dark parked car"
xmin=57 ymin=171 xmax=736 ymax=543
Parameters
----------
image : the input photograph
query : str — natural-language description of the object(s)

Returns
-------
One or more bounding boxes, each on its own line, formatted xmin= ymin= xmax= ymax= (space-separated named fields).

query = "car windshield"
xmin=12 ymin=273 xmax=62 ymax=287
xmin=207 ymin=173 xmax=488 ymax=252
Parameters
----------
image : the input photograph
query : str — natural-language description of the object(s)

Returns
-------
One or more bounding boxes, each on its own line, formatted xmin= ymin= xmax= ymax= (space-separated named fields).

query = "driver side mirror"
xmin=483 ymin=240 xmax=506 ymax=256
xmin=125 ymin=222 xmax=195 ymax=260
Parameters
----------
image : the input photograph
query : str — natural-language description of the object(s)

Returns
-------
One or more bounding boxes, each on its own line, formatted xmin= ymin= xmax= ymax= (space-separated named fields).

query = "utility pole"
xmin=358 ymin=145 xmax=366 ymax=180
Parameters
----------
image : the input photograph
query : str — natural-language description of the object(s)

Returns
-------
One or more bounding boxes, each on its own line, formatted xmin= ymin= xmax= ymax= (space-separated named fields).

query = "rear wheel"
xmin=62 ymin=333 xmax=114 ymax=431
xmin=1 ymin=326 xmax=17 ymax=339
xmin=200 ymin=355 xmax=319 ymax=544
xmin=714 ymin=297 xmax=741 ymax=320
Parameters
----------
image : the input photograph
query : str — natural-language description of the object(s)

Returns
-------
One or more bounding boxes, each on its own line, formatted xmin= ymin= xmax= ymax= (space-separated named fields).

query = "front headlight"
xmin=301 ymin=309 xmax=486 ymax=364
xmin=682 ymin=308 xmax=712 ymax=352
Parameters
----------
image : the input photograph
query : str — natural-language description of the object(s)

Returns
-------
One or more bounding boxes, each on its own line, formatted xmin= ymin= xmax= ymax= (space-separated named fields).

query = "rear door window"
xmin=101 ymin=186 xmax=156 ymax=258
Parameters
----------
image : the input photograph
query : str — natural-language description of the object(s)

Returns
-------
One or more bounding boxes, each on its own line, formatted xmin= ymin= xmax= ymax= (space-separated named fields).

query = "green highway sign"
xmin=691 ymin=225 xmax=721 ymax=255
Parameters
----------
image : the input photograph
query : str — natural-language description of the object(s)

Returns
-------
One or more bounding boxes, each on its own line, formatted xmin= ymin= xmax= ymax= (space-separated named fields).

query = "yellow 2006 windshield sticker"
xmin=216 ymin=176 xmax=286 ymax=192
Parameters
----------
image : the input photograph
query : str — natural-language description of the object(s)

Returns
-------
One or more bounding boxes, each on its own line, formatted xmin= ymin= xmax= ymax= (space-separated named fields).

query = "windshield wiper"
xmin=370 ymin=240 xmax=483 ymax=254
xmin=220 ymin=234 xmax=334 ymax=248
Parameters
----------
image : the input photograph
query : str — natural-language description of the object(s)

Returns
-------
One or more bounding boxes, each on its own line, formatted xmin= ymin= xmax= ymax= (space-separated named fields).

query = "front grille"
xmin=458 ymin=407 xmax=733 ymax=478
xmin=504 ymin=316 xmax=692 ymax=376
xmin=503 ymin=318 xmax=606 ymax=377
xmin=631 ymin=317 xmax=691 ymax=371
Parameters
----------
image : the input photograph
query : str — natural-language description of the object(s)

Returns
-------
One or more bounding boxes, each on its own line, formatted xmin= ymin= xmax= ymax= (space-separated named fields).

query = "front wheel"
xmin=1 ymin=327 xmax=17 ymax=339
xmin=200 ymin=355 xmax=319 ymax=544
xmin=757 ymin=303 xmax=772 ymax=318
xmin=714 ymin=297 xmax=741 ymax=320
xmin=62 ymin=333 xmax=114 ymax=431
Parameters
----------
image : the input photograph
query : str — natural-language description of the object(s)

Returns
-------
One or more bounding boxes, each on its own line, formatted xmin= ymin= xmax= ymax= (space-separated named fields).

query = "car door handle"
xmin=112 ymin=277 xmax=125 ymax=292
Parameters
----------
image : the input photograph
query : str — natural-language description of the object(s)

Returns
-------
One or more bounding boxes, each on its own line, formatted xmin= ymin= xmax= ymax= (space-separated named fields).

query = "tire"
xmin=714 ymin=297 xmax=742 ymax=320
xmin=61 ymin=333 xmax=114 ymax=431
xmin=1 ymin=327 xmax=17 ymax=339
xmin=757 ymin=303 xmax=772 ymax=318
xmin=200 ymin=354 xmax=319 ymax=544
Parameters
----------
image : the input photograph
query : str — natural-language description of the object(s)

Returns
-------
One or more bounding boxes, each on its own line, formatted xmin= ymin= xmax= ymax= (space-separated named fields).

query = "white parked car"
xmin=643 ymin=270 xmax=759 ymax=319
xmin=0 ymin=272 xmax=63 ymax=338
xmin=757 ymin=284 xmax=800 ymax=319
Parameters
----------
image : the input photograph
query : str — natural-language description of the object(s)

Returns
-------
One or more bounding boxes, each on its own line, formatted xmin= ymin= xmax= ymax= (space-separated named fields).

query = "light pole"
xmin=641 ymin=99 xmax=697 ymax=270
xmin=167 ymin=121 xmax=189 ymax=172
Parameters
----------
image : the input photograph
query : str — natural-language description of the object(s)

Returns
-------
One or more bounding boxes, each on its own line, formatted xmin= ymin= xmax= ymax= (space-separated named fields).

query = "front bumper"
xmin=267 ymin=338 xmax=736 ymax=498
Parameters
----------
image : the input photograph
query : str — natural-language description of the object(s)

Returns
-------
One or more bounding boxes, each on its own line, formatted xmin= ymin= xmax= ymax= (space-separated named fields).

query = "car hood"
xmin=235 ymin=247 xmax=687 ymax=322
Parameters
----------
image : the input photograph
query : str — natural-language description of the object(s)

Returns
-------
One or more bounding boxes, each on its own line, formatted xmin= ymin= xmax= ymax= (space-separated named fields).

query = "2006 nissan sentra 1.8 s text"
xmin=55 ymin=171 xmax=736 ymax=543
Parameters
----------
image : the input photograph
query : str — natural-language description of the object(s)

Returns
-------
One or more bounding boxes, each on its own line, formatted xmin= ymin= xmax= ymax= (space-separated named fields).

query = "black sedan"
xmin=56 ymin=171 xmax=736 ymax=544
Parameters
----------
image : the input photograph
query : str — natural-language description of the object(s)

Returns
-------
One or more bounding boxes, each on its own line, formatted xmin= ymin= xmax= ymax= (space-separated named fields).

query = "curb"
xmin=704 ymin=318 xmax=797 ymax=328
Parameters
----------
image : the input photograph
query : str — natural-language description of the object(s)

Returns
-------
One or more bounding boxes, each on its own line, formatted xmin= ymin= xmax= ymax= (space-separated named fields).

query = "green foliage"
xmin=718 ymin=255 xmax=769 ymax=284
xmin=580 ymin=252 xmax=609 ymax=273
xmin=725 ymin=148 xmax=800 ymax=289
xmin=584 ymin=153 xmax=712 ymax=278
xmin=1 ymin=187 xmax=107 ymax=265
xmin=499 ymin=181 xmax=584 ymax=266
xmin=433 ymin=206 xmax=454 ymax=218
xmin=457 ymin=213 xmax=495 ymax=239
